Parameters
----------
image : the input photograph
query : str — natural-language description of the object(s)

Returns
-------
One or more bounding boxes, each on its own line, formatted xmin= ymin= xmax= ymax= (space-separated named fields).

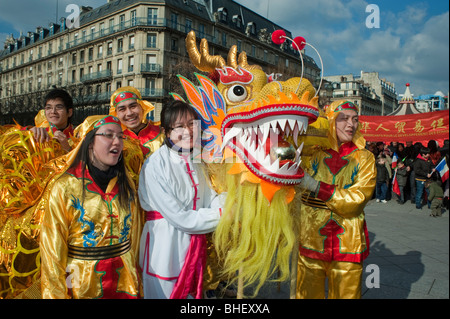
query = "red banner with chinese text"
xmin=359 ymin=110 xmax=449 ymax=146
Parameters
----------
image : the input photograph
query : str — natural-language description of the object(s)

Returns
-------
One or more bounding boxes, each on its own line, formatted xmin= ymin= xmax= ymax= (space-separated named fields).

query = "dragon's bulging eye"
xmin=227 ymin=85 xmax=248 ymax=103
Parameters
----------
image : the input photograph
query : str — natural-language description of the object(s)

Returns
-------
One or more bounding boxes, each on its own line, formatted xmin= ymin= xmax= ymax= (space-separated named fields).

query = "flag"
xmin=391 ymin=152 xmax=398 ymax=168
xmin=436 ymin=157 xmax=449 ymax=182
xmin=392 ymin=170 xmax=401 ymax=197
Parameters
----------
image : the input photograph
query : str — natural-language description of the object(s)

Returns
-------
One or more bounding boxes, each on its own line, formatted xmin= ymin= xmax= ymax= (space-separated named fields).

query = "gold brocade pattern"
xmin=0 ymin=128 xmax=68 ymax=299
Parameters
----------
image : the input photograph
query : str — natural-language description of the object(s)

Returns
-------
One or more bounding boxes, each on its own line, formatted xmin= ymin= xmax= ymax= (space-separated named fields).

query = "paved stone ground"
xmin=249 ymin=198 xmax=449 ymax=299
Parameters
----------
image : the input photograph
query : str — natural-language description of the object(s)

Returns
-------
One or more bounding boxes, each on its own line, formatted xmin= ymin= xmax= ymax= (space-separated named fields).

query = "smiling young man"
xmin=296 ymin=100 xmax=376 ymax=299
xmin=109 ymin=87 xmax=164 ymax=159
xmin=28 ymin=89 xmax=75 ymax=151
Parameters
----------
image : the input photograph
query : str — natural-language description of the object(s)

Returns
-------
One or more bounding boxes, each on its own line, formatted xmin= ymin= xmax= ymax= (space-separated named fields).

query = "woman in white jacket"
xmin=138 ymin=100 xmax=224 ymax=299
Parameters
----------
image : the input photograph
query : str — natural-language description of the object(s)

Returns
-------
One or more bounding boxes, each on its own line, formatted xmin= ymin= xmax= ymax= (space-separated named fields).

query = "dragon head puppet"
xmin=172 ymin=31 xmax=329 ymax=296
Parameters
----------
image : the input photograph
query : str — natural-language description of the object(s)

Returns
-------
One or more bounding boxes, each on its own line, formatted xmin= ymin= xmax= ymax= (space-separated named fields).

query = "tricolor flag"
xmin=391 ymin=152 xmax=398 ymax=168
xmin=392 ymin=170 xmax=401 ymax=197
xmin=436 ymin=157 xmax=449 ymax=182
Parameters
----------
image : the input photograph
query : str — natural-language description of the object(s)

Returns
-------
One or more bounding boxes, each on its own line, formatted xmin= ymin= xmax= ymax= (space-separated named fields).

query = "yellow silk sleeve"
xmin=40 ymin=179 xmax=71 ymax=299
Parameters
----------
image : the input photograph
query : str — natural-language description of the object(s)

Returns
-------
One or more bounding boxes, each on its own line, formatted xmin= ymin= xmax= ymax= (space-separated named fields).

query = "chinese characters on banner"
xmin=359 ymin=110 xmax=449 ymax=145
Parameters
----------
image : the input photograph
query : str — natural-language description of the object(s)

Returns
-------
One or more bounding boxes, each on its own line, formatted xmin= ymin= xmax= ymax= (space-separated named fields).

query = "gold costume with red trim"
xmin=39 ymin=115 xmax=143 ymax=299
xmin=123 ymin=122 xmax=164 ymax=158
xmin=296 ymin=100 xmax=376 ymax=299
xmin=299 ymin=142 xmax=375 ymax=262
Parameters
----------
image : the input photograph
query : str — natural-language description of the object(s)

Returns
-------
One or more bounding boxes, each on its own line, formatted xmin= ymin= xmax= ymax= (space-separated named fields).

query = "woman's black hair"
xmin=68 ymin=128 xmax=134 ymax=210
xmin=161 ymin=100 xmax=199 ymax=134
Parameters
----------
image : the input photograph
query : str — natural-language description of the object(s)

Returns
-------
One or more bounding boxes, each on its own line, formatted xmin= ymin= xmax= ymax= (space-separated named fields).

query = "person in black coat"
xmin=413 ymin=147 xmax=435 ymax=209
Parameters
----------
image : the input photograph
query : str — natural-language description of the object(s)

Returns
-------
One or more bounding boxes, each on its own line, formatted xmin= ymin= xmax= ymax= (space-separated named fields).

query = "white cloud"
xmin=346 ymin=11 xmax=449 ymax=95
xmin=236 ymin=0 xmax=449 ymax=96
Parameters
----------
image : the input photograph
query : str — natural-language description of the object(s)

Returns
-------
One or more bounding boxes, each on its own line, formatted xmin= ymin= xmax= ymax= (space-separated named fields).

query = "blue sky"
xmin=0 ymin=0 xmax=448 ymax=97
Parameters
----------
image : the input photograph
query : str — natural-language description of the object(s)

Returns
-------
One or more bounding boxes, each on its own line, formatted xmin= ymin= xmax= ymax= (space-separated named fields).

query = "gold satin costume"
xmin=0 ymin=112 xmax=74 ymax=299
xmin=296 ymin=100 xmax=376 ymax=299
xmin=40 ymin=162 xmax=142 ymax=299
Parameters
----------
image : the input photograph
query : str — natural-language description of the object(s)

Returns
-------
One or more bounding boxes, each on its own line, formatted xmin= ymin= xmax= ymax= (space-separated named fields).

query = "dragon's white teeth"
xmin=279 ymin=162 xmax=291 ymax=174
xmin=288 ymin=119 xmax=296 ymax=132
xmin=269 ymin=157 xmax=280 ymax=172
xmin=293 ymin=122 xmax=299 ymax=139
xmin=278 ymin=119 xmax=287 ymax=131
xmin=222 ymin=127 xmax=242 ymax=150
xmin=295 ymin=142 xmax=304 ymax=165
xmin=260 ymin=123 xmax=270 ymax=146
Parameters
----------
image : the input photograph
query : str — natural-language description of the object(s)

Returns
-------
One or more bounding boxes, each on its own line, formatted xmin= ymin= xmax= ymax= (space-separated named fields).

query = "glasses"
xmin=45 ymin=105 xmax=66 ymax=112
xmin=170 ymin=121 xmax=195 ymax=133
xmin=95 ymin=132 xmax=127 ymax=140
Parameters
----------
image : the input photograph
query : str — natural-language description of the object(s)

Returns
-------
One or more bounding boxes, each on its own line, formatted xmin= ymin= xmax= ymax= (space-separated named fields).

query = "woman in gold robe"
xmin=40 ymin=115 xmax=142 ymax=299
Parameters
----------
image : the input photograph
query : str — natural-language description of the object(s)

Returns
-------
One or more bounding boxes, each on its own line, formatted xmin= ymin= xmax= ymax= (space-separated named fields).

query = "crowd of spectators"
xmin=366 ymin=139 xmax=449 ymax=216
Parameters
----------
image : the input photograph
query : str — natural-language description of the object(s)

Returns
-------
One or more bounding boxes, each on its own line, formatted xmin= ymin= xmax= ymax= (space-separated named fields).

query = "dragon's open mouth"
xmin=222 ymin=104 xmax=319 ymax=185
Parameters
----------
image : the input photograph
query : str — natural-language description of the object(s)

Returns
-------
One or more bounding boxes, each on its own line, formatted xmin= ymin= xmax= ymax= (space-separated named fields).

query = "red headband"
xmin=94 ymin=115 xmax=121 ymax=128
xmin=334 ymin=101 xmax=358 ymax=112
xmin=113 ymin=91 xmax=139 ymax=107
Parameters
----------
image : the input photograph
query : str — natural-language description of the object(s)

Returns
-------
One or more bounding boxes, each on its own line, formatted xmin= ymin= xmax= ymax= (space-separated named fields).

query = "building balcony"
xmin=138 ymin=88 xmax=166 ymax=99
xmin=80 ymin=69 xmax=112 ymax=82
xmin=140 ymin=63 xmax=161 ymax=74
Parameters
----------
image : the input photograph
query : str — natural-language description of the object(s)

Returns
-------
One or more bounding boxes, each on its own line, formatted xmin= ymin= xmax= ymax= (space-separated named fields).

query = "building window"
xmin=117 ymin=59 xmax=122 ymax=74
xmin=129 ymin=35 xmax=135 ymax=50
xmin=171 ymin=13 xmax=178 ymax=29
xmin=199 ymin=24 xmax=205 ymax=38
xmin=185 ymin=18 xmax=192 ymax=33
xmin=218 ymin=7 xmax=228 ymax=22
xmin=119 ymin=14 xmax=125 ymax=30
xmin=131 ymin=10 xmax=137 ymax=26
xmin=246 ymin=22 xmax=256 ymax=35
xmin=88 ymin=48 xmax=93 ymax=61
xmin=117 ymin=39 xmax=123 ymax=53
xmin=109 ymin=18 xmax=114 ymax=33
xmin=107 ymin=42 xmax=113 ymax=55
xmin=147 ymin=33 xmax=157 ymax=48
xmin=232 ymin=15 xmax=242 ymax=28
xmin=171 ymin=37 xmax=178 ymax=52
xmin=148 ymin=8 xmax=158 ymax=25
xmin=128 ymin=56 xmax=134 ymax=72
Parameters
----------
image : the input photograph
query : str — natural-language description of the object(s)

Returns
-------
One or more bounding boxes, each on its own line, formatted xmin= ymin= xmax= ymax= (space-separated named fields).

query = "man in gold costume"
xmin=109 ymin=86 xmax=164 ymax=159
xmin=297 ymin=100 xmax=376 ymax=299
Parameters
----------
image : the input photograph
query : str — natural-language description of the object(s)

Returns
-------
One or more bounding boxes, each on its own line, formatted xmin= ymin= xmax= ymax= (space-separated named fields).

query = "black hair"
xmin=160 ymin=100 xmax=199 ymax=134
xmin=44 ymin=89 xmax=74 ymax=122
xmin=419 ymin=147 xmax=430 ymax=155
xmin=68 ymin=128 xmax=134 ymax=210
